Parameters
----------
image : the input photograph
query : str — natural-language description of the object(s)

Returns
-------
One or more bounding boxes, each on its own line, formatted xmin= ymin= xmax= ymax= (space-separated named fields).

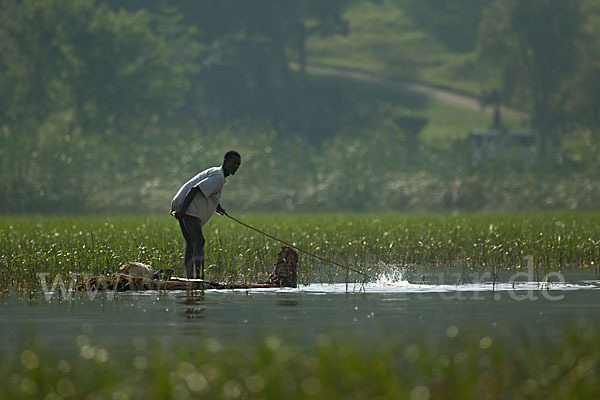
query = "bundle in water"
xmin=76 ymin=246 xmax=299 ymax=291
xmin=268 ymin=246 xmax=298 ymax=287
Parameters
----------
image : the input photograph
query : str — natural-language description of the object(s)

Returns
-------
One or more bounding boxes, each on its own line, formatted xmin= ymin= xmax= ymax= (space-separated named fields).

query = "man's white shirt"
xmin=171 ymin=166 xmax=225 ymax=226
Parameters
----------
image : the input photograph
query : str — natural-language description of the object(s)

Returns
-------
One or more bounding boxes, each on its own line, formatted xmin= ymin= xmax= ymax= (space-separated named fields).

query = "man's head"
xmin=223 ymin=150 xmax=241 ymax=177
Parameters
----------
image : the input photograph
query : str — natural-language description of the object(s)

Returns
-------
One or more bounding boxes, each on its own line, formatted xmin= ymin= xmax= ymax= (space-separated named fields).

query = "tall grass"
xmin=4 ymin=325 xmax=600 ymax=399
xmin=1 ymin=213 xmax=599 ymax=292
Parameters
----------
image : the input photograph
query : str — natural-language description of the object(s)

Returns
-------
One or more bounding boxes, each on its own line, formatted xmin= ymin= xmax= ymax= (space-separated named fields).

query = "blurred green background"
xmin=1 ymin=0 xmax=599 ymax=214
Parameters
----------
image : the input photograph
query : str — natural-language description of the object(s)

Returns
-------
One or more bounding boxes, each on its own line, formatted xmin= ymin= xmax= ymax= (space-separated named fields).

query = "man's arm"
xmin=173 ymin=186 xmax=200 ymax=219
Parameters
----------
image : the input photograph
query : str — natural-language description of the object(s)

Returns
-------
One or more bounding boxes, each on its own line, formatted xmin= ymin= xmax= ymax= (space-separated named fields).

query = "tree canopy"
xmin=477 ymin=0 xmax=586 ymax=155
xmin=0 ymin=0 xmax=599 ymax=213
xmin=0 ymin=0 xmax=197 ymax=134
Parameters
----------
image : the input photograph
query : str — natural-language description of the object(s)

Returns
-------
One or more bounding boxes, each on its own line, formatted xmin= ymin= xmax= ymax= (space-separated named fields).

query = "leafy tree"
xmin=563 ymin=0 xmax=600 ymax=155
xmin=477 ymin=0 xmax=585 ymax=158
xmin=0 ymin=0 xmax=196 ymax=134
xmin=0 ymin=0 xmax=198 ymax=212
xmin=161 ymin=0 xmax=356 ymax=129
xmin=100 ymin=1 xmax=355 ymax=130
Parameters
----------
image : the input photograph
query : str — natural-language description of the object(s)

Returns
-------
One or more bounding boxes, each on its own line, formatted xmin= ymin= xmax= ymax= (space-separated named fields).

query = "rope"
xmin=223 ymin=212 xmax=370 ymax=278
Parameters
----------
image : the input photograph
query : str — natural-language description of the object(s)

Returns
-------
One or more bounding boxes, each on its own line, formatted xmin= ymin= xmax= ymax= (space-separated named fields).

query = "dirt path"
xmin=298 ymin=63 xmax=529 ymax=123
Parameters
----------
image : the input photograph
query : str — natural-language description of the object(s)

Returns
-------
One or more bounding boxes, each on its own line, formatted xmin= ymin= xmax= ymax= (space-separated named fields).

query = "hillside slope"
xmin=306 ymin=0 xmax=493 ymax=95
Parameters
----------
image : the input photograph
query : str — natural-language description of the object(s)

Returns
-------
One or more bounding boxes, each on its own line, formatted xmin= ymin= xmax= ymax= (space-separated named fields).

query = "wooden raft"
xmin=76 ymin=246 xmax=299 ymax=292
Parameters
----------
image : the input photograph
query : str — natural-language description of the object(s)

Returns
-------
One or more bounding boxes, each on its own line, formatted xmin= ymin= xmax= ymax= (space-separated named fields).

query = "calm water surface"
xmin=2 ymin=269 xmax=599 ymax=353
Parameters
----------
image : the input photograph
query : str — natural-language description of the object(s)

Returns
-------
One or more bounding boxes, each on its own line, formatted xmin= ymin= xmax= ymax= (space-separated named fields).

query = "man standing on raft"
xmin=170 ymin=150 xmax=241 ymax=279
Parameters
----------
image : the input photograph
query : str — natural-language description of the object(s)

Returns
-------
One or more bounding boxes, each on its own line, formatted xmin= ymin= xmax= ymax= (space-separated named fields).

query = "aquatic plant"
xmin=1 ymin=212 xmax=599 ymax=292
xmin=3 ymin=324 xmax=599 ymax=399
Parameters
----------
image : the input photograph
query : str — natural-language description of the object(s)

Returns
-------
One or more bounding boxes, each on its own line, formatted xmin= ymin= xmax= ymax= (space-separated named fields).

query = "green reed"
xmin=1 ymin=212 xmax=599 ymax=292
xmin=4 ymin=324 xmax=599 ymax=399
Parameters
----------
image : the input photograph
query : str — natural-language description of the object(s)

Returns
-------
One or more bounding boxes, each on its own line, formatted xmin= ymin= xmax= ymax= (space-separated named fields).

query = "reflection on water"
xmin=180 ymin=290 xmax=206 ymax=321
xmin=1 ymin=269 xmax=599 ymax=353
xmin=276 ymin=299 xmax=299 ymax=307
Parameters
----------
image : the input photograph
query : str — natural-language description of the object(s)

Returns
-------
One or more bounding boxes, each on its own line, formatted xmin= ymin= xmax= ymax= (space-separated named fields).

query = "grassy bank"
xmin=4 ymin=325 xmax=599 ymax=399
xmin=306 ymin=0 xmax=491 ymax=95
xmin=2 ymin=213 xmax=599 ymax=292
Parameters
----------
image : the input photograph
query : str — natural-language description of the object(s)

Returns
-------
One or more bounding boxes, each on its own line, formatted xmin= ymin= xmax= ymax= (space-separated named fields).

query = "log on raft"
xmin=76 ymin=246 xmax=299 ymax=291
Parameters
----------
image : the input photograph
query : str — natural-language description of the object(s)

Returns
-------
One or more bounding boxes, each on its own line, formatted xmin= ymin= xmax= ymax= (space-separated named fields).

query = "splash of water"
xmin=374 ymin=268 xmax=410 ymax=287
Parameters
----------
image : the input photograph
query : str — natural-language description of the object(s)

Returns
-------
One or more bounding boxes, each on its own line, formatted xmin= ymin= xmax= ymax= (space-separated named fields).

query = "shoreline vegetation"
xmin=2 ymin=213 xmax=598 ymax=293
xmin=4 ymin=325 xmax=599 ymax=399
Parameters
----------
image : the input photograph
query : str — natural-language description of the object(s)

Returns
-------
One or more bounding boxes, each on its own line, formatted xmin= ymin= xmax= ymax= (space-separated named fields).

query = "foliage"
xmin=563 ymin=0 xmax=600 ymax=152
xmin=100 ymin=0 xmax=356 ymax=130
xmin=3 ymin=324 xmax=600 ymax=399
xmin=476 ymin=0 xmax=586 ymax=155
xmin=1 ymin=115 xmax=599 ymax=214
xmin=0 ymin=0 xmax=599 ymax=214
xmin=0 ymin=0 xmax=196 ymax=132
xmin=2 ymin=213 xmax=599 ymax=292
xmin=309 ymin=0 xmax=600 ymax=161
